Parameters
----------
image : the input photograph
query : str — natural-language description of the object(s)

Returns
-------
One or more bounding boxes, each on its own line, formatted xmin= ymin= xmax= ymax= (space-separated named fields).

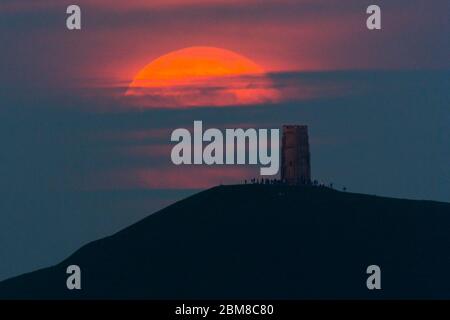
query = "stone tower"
xmin=281 ymin=125 xmax=311 ymax=185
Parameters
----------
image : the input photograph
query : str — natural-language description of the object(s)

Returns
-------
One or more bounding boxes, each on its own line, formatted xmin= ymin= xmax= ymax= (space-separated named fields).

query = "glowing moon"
xmin=126 ymin=46 xmax=278 ymax=107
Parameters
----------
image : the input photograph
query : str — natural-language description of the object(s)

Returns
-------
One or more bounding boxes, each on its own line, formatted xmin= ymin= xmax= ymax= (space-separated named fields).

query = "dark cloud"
xmin=1 ymin=70 xmax=448 ymax=196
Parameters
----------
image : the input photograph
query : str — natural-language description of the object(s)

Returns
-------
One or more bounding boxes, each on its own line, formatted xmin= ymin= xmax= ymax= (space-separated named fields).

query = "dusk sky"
xmin=0 ymin=0 xmax=449 ymax=281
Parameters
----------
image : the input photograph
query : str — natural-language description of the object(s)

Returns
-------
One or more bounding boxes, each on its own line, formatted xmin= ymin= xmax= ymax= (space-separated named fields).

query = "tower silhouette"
xmin=281 ymin=125 xmax=311 ymax=185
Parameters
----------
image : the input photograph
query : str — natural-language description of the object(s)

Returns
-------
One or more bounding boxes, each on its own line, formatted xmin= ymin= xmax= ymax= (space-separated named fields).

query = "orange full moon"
xmin=126 ymin=46 xmax=278 ymax=107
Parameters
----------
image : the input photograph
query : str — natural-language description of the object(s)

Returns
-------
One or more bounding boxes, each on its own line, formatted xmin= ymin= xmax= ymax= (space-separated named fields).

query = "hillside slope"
xmin=1 ymin=185 xmax=450 ymax=299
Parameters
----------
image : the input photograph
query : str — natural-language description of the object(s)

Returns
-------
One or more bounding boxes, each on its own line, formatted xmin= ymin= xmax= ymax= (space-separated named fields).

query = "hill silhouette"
xmin=1 ymin=184 xmax=450 ymax=299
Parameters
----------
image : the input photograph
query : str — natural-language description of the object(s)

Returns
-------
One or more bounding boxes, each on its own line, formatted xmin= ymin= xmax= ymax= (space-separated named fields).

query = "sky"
xmin=0 ymin=0 xmax=449 ymax=281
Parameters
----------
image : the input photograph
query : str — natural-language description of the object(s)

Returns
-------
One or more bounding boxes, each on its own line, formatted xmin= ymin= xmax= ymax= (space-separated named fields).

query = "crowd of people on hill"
xmin=243 ymin=178 xmax=347 ymax=191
